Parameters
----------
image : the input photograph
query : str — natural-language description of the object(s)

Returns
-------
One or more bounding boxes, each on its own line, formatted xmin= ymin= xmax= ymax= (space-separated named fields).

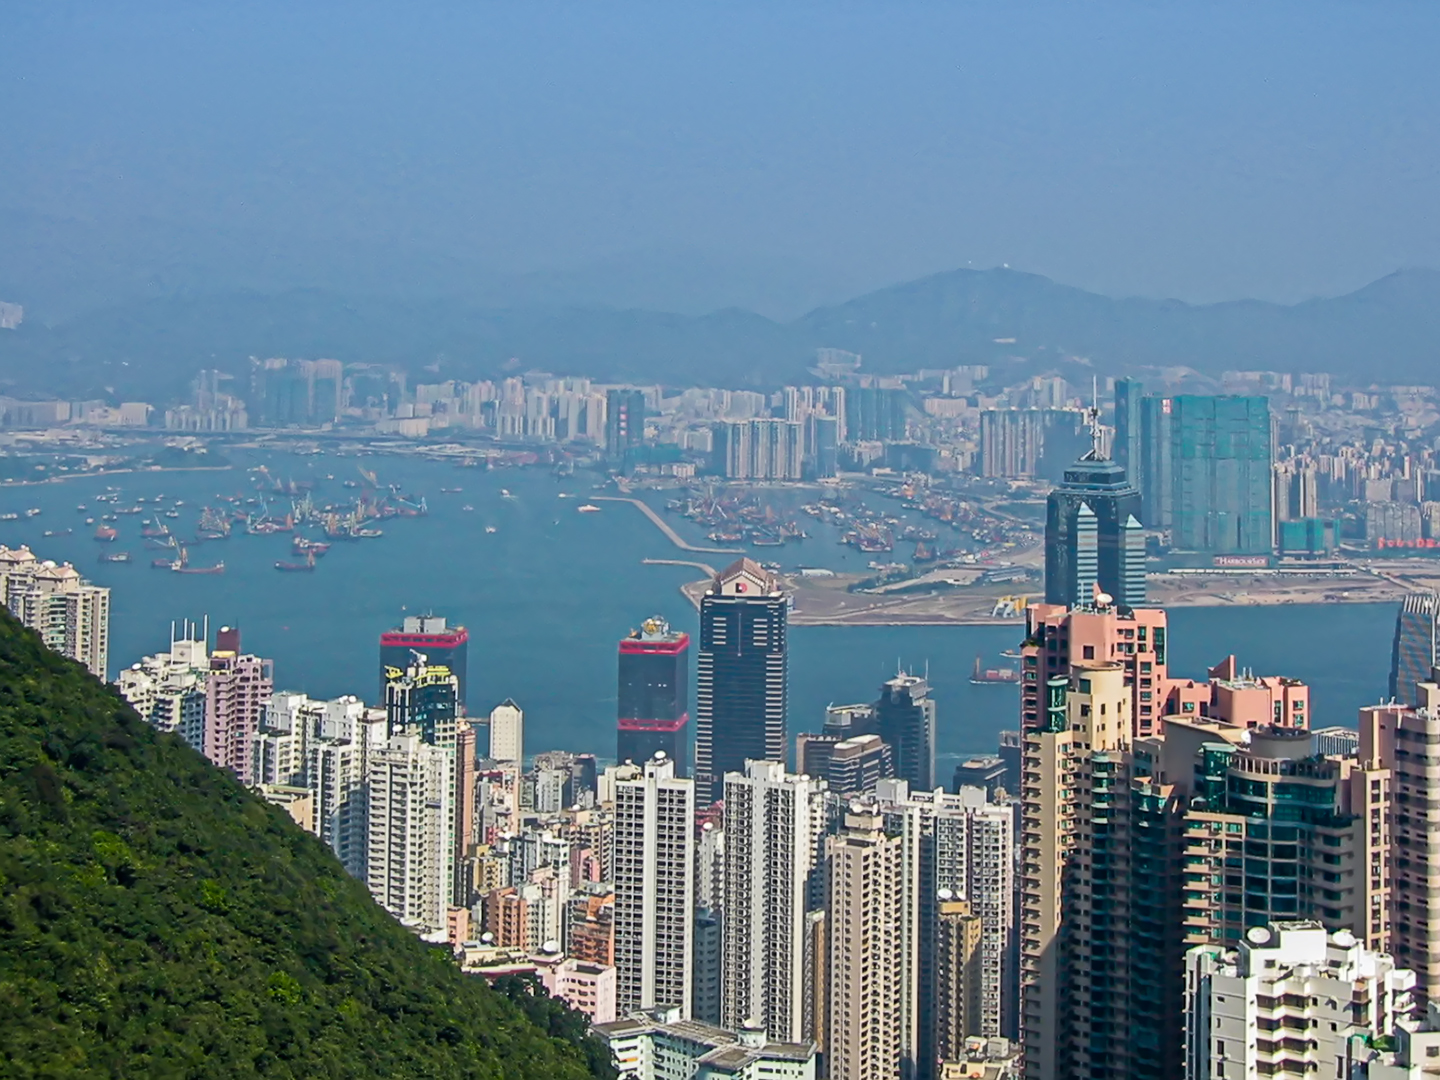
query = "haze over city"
xmin=3 ymin=4 xmax=1440 ymax=1080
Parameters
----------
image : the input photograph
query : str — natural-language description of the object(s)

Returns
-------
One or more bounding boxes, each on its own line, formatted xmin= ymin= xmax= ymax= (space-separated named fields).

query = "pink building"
xmin=1021 ymin=601 xmax=1171 ymax=738
xmin=202 ymin=628 xmax=274 ymax=784
xmin=533 ymin=952 xmax=618 ymax=1024
xmin=1161 ymin=655 xmax=1310 ymax=730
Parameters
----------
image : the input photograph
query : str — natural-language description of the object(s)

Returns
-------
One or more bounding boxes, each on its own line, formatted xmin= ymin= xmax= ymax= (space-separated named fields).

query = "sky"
xmin=3 ymin=1 xmax=1439 ymax=316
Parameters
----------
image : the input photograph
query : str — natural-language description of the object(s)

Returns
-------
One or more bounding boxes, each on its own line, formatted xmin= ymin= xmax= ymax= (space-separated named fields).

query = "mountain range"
xmin=1 ymin=266 xmax=1438 ymax=403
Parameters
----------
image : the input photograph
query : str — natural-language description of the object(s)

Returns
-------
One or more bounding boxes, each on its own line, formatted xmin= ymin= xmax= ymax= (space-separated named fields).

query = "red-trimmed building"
xmin=617 ymin=617 xmax=690 ymax=775
xmin=379 ymin=614 xmax=469 ymax=712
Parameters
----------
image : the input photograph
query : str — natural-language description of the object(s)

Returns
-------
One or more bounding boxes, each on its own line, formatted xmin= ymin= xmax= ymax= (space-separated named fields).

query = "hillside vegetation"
xmin=0 ymin=609 xmax=615 ymax=1079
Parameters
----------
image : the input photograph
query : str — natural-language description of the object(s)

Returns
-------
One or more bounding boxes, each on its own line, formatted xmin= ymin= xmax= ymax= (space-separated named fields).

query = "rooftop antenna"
xmin=1085 ymin=375 xmax=1104 ymax=459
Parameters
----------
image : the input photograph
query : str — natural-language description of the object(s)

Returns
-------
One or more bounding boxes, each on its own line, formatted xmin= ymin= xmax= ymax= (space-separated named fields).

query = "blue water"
xmin=0 ymin=450 xmax=1398 ymax=776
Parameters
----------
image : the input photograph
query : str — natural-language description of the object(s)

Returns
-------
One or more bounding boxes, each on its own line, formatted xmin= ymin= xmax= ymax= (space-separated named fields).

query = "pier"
xmin=592 ymin=497 xmax=741 ymax=554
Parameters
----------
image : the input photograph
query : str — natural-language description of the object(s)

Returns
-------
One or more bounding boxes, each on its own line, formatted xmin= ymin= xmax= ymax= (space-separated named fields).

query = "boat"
xmin=151 ymin=556 xmax=175 ymax=569
xmin=165 ymin=510 xmax=180 ymax=519
xmin=485 ymin=525 xmax=498 ymax=534
xmin=970 ymin=655 xmax=1020 ymax=685
xmin=25 ymin=508 xmax=41 ymax=517
xmin=0 ymin=513 xmax=18 ymax=522
xmin=501 ymin=489 xmax=517 ymax=499
xmin=169 ymin=546 xmax=225 ymax=574
xmin=356 ymin=528 xmax=383 ymax=538
xmin=275 ymin=551 xmax=317 ymax=572
xmin=461 ymin=505 xmax=475 ymax=512
xmin=1000 ymin=648 xmax=1023 ymax=659
xmin=94 ymin=525 xmax=118 ymax=542
xmin=98 ymin=552 xmax=132 ymax=564
xmin=577 ymin=504 xmax=602 ymax=513
xmin=76 ymin=504 xmax=86 ymax=511
xmin=43 ymin=528 xmax=73 ymax=537
xmin=440 ymin=487 xmax=463 ymax=494
xmin=292 ymin=536 xmax=330 ymax=555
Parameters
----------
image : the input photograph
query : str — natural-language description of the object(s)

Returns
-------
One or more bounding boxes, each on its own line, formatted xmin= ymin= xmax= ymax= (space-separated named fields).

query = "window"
xmin=1083 ymin=645 xmax=1096 ymax=660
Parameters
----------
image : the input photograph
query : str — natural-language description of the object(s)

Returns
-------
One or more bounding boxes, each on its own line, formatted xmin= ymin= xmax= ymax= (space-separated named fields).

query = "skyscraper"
xmin=379 ymin=614 xmax=468 ymax=711
xmin=202 ymin=627 xmax=274 ymax=785
xmin=1113 ymin=377 xmax=1144 ymax=498
xmin=605 ymin=388 xmax=646 ymax=466
xmin=612 ymin=754 xmax=694 ymax=1016
xmin=934 ymin=896 xmax=984 ymax=1066
xmin=1390 ymin=593 xmax=1440 ymax=704
xmin=721 ymin=760 xmax=830 ymax=1043
xmin=365 ymin=730 xmax=455 ymax=939
xmin=384 ymin=656 xmax=459 ymax=748
xmin=1140 ymin=394 xmax=1273 ymax=554
xmin=617 ymin=616 xmax=690 ymax=774
xmin=826 ymin=808 xmax=905 ymax=1080
xmin=695 ymin=559 xmax=788 ymax=806
xmin=1043 ymin=421 xmax=1146 ymax=610
xmin=872 ymin=672 xmax=936 ymax=791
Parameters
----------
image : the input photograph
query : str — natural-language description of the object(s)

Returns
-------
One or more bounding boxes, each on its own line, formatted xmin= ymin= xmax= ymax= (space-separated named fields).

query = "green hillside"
xmin=0 ymin=610 xmax=615 ymax=1079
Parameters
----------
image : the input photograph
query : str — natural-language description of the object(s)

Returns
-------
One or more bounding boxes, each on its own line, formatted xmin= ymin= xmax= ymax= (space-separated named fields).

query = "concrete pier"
xmin=593 ymin=497 xmax=741 ymax=555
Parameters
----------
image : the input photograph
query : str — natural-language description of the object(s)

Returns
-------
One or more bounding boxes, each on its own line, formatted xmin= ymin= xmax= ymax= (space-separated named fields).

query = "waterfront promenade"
xmin=592 ymin=497 xmax=741 ymax=554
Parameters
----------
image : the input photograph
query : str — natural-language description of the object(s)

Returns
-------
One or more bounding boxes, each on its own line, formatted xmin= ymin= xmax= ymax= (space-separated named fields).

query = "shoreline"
xmin=0 ymin=465 xmax=235 ymax=488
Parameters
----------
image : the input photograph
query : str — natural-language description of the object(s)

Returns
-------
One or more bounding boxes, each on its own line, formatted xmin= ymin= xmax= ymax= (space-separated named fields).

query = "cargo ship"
xmin=94 ymin=525 xmax=118 ymax=542
xmin=970 ymin=655 xmax=1020 ymax=685
xmin=275 ymin=550 xmax=317 ymax=572
xmin=170 ymin=547 xmax=225 ymax=575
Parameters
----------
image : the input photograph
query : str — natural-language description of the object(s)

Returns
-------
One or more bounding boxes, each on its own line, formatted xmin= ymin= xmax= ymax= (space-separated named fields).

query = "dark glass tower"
xmin=380 ymin=615 xmax=469 ymax=712
xmin=1113 ymin=377 xmax=1144 ymax=502
xmin=605 ymin=389 xmax=646 ymax=467
xmin=1044 ymin=427 xmax=1145 ymax=609
xmin=384 ymin=657 xmax=459 ymax=747
xmin=872 ymin=672 xmax=935 ymax=790
xmin=694 ymin=559 xmax=788 ymax=806
xmin=1391 ymin=592 xmax=1440 ymax=703
xmin=617 ymin=616 xmax=690 ymax=774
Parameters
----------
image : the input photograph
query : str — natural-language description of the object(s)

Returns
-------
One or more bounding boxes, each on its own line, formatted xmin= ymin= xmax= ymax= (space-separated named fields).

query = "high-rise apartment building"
xmin=717 ymin=418 xmax=805 ymax=480
xmin=846 ymin=386 xmax=908 ymax=443
xmin=379 ymin=614 xmax=468 ymax=710
xmin=826 ymin=808 xmax=906 ymax=1080
xmin=617 ymin=616 xmax=690 ymax=774
xmin=489 ymin=698 xmax=524 ymax=766
xmin=0 ymin=546 xmax=110 ymax=678
xmin=116 ymin=623 xmax=210 ymax=748
xmin=1184 ymin=921 xmax=1415 ymax=1080
xmin=1139 ymin=394 xmax=1273 ymax=554
xmin=721 ymin=761 xmax=830 ymax=1043
xmin=934 ymin=896 xmax=985 ymax=1066
xmin=695 ymin=560 xmax=788 ymax=806
xmin=1043 ymin=440 xmax=1145 ymax=610
xmin=873 ymin=672 xmax=936 ymax=791
xmin=613 ymin=754 xmax=694 ymax=1016
xmin=1390 ymin=593 xmax=1440 ymax=704
xmin=365 ymin=731 xmax=455 ymax=939
xmin=202 ymin=628 xmax=274 ymax=785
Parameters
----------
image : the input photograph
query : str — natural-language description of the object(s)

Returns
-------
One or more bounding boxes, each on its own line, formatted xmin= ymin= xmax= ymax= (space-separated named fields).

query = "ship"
xmin=970 ymin=655 xmax=1020 ymax=685
xmin=94 ymin=525 xmax=118 ymax=542
xmin=98 ymin=552 xmax=132 ymax=563
xmin=292 ymin=536 xmax=330 ymax=555
xmin=170 ymin=546 xmax=225 ymax=575
xmin=275 ymin=550 xmax=317 ymax=572
xmin=577 ymin=504 xmax=602 ymax=513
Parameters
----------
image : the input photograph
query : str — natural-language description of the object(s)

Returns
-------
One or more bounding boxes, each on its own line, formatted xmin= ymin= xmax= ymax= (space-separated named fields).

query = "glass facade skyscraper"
xmin=617 ymin=616 xmax=690 ymax=774
xmin=1044 ymin=444 xmax=1146 ymax=610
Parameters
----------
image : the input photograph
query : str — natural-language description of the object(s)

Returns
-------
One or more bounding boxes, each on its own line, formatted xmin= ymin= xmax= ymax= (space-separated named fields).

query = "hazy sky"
xmin=5 ymin=1 xmax=1439 ymax=309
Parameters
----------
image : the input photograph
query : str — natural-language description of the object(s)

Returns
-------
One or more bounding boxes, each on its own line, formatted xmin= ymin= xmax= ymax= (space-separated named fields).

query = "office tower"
xmin=873 ymin=672 xmax=936 ymax=790
xmin=605 ymin=388 xmax=646 ymax=465
xmin=0 ymin=546 xmax=110 ymax=678
xmin=489 ymin=698 xmax=523 ymax=765
xmin=384 ymin=656 xmax=459 ymax=748
xmin=1141 ymin=394 xmax=1272 ymax=554
xmin=116 ymin=622 xmax=210 ymax=748
xmin=722 ymin=761 xmax=829 ymax=1043
xmin=1113 ymin=377 xmax=1144 ymax=497
xmin=379 ymin=614 xmax=469 ymax=710
xmin=934 ymin=895 xmax=984 ymax=1065
xmin=1390 ymin=593 xmax=1440 ymax=703
xmin=824 ymin=733 xmax=894 ymax=796
xmin=1184 ymin=922 xmax=1415 ymax=1080
xmin=826 ymin=808 xmax=905 ymax=1080
xmin=365 ymin=730 xmax=455 ymax=938
xmin=617 ymin=616 xmax=690 ymax=774
xmin=1020 ymin=600 xmax=1171 ymax=739
xmin=613 ymin=754 xmax=694 ymax=1016
xmin=1043 ymin=433 xmax=1146 ymax=610
xmin=695 ymin=559 xmax=788 ymax=806
xmin=952 ymin=756 xmax=1007 ymax=799
xmin=202 ymin=628 xmax=274 ymax=785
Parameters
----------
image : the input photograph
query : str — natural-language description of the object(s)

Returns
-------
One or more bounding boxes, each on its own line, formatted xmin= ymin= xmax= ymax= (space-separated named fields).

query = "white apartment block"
xmin=1 ymin=546 xmax=110 ymax=678
xmin=597 ymin=1010 xmax=816 ymax=1080
xmin=365 ymin=731 xmax=455 ymax=939
xmin=613 ymin=753 xmax=694 ymax=1017
xmin=1185 ymin=921 xmax=1415 ymax=1080
xmin=721 ymin=760 xmax=829 ymax=1043
xmin=116 ymin=629 xmax=210 ymax=747
xmin=489 ymin=698 xmax=524 ymax=766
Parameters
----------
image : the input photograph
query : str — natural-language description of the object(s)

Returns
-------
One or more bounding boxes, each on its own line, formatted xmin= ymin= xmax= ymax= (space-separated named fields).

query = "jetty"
xmin=593 ymin=497 xmax=741 ymax=554
xmin=642 ymin=557 xmax=718 ymax=578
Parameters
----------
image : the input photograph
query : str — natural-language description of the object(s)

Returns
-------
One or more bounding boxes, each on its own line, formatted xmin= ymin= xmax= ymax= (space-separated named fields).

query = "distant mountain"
xmin=1 ymin=267 xmax=1437 ymax=402
xmin=0 ymin=610 xmax=613 ymax=1078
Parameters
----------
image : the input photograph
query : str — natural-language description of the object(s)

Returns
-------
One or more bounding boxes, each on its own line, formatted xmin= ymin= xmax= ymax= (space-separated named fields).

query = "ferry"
xmin=577 ymin=504 xmax=602 ymax=513
xmin=970 ymin=655 xmax=1020 ymax=685
xmin=0 ymin=512 xmax=17 ymax=522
